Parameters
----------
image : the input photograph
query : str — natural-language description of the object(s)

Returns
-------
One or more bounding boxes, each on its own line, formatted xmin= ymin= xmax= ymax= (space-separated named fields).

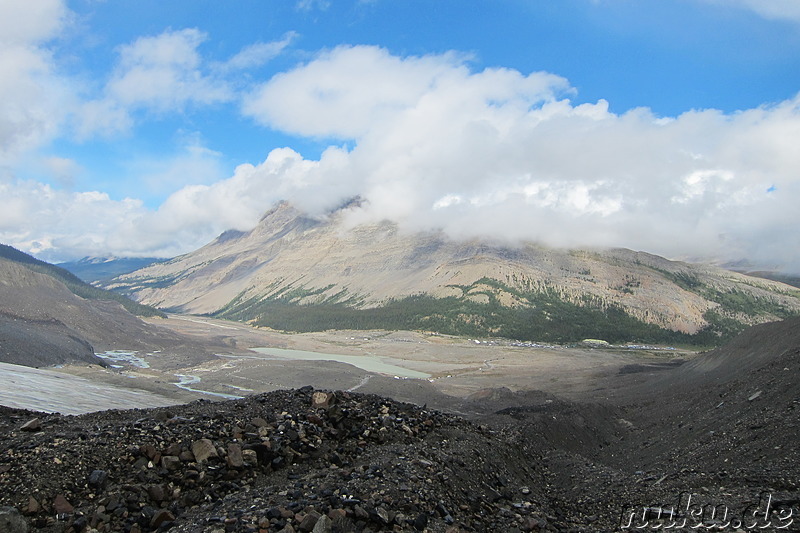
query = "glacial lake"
xmin=251 ymin=347 xmax=431 ymax=379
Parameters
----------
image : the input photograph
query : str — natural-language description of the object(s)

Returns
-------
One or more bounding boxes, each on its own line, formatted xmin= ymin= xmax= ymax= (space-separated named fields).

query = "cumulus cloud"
xmin=0 ymin=148 xmax=315 ymax=260
xmin=0 ymin=0 xmax=67 ymax=45
xmin=76 ymin=29 xmax=232 ymax=138
xmin=42 ymin=156 xmax=82 ymax=188
xmin=0 ymin=0 xmax=71 ymax=164
xmin=5 ymin=42 xmax=800 ymax=273
xmin=0 ymin=179 xmax=148 ymax=260
xmin=75 ymin=28 xmax=296 ymax=138
xmin=109 ymin=29 xmax=232 ymax=110
xmin=241 ymin=46 xmax=556 ymax=138
xmin=238 ymin=46 xmax=800 ymax=271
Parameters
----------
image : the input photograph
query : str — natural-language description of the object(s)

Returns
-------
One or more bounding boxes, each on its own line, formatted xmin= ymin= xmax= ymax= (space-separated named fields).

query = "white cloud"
xmin=42 ymin=156 xmax=83 ymax=188
xmin=217 ymin=32 xmax=298 ymax=72
xmin=6 ymin=43 xmax=800 ymax=273
xmin=241 ymin=46 xmax=547 ymax=139
xmin=109 ymin=28 xmax=230 ymax=110
xmin=0 ymin=0 xmax=68 ymax=45
xmin=296 ymin=0 xmax=331 ymax=12
xmin=76 ymin=28 xmax=234 ymax=137
xmin=75 ymin=28 xmax=296 ymax=139
xmin=124 ymin=133 xmax=228 ymax=197
xmin=239 ymin=46 xmax=800 ymax=271
xmin=0 ymin=0 xmax=72 ymax=164
xmin=699 ymin=0 xmax=800 ymax=23
xmin=0 ymin=179 xmax=148 ymax=260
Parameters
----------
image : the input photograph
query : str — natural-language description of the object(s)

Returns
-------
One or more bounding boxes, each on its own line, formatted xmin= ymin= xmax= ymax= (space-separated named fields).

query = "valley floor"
xmin=31 ymin=314 xmax=695 ymax=414
xmin=2 ymin=315 xmax=798 ymax=532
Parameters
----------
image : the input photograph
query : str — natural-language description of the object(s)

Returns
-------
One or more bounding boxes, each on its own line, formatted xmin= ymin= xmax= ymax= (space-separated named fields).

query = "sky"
xmin=1 ymin=0 xmax=800 ymax=273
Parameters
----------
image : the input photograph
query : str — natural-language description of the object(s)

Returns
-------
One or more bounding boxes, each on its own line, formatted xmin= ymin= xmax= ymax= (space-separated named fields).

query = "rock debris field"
xmin=1 ymin=317 xmax=800 ymax=532
xmin=1 ymin=388 xmax=554 ymax=533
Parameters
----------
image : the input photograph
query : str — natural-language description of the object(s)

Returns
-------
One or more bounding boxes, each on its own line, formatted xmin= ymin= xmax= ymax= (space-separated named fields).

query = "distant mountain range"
xmin=104 ymin=202 xmax=800 ymax=346
xmin=58 ymin=256 xmax=164 ymax=283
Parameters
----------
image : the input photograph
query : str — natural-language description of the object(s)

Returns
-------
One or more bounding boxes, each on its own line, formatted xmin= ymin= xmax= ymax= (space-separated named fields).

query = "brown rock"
xmin=147 ymin=484 xmax=167 ymax=502
xmin=141 ymin=443 xmax=157 ymax=459
xmin=298 ymin=511 xmax=320 ymax=532
xmin=164 ymin=443 xmax=182 ymax=456
xmin=53 ymin=494 xmax=73 ymax=515
xmin=226 ymin=443 xmax=244 ymax=468
xmin=252 ymin=417 xmax=270 ymax=427
xmin=150 ymin=509 xmax=175 ymax=529
xmin=327 ymin=508 xmax=346 ymax=521
xmin=179 ymin=449 xmax=195 ymax=462
xmin=191 ymin=438 xmax=218 ymax=463
xmin=521 ymin=516 xmax=542 ymax=531
xmin=25 ymin=496 xmax=39 ymax=515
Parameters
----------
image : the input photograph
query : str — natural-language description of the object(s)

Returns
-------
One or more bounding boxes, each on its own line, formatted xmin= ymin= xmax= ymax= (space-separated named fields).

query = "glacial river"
xmin=251 ymin=347 xmax=431 ymax=379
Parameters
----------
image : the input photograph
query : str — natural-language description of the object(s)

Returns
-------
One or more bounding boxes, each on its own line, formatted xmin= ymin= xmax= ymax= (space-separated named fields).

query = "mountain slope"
xmin=0 ymin=244 xmax=164 ymax=318
xmin=0 ymin=253 xmax=211 ymax=368
xmin=0 ymin=258 xmax=105 ymax=367
xmin=107 ymin=202 xmax=800 ymax=344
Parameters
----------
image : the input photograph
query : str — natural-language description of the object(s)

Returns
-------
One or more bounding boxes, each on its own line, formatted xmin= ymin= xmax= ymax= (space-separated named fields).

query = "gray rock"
xmin=191 ymin=438 xmax=218 ymax=463
xmin=88 ymin=469 xmax=108 ymax=489
xmin=0 ymin=507 xmax=27 ymax=533
xmin=161 ymin=455 xmax=181 ymax=470
xmin=19 ymin=419 xmax=40 ymax=432
xmin=311 ymin=514 xmax=332 ymax=533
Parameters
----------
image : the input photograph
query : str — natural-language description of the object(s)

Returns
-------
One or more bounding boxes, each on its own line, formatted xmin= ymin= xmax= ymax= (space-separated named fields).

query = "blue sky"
xmin=2 ymin=0 xmax=800 ymax=272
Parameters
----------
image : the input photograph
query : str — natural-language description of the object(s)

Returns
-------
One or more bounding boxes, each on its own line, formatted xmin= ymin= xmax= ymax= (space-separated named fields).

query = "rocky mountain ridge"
xmin=106 ymin=203 xmax=800 ymax=344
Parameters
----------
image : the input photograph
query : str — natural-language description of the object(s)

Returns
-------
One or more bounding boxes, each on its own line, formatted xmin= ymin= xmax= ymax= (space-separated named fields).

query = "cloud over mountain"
xmin=198 ymin=46 xmax=800 ymax=270
xmin=0 ymin=2 xmax=798 ymax=272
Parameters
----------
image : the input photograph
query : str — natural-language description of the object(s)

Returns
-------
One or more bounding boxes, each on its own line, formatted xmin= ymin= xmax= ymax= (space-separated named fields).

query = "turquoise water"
xmin=251 ymin=347 xmax=430 ymax=379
